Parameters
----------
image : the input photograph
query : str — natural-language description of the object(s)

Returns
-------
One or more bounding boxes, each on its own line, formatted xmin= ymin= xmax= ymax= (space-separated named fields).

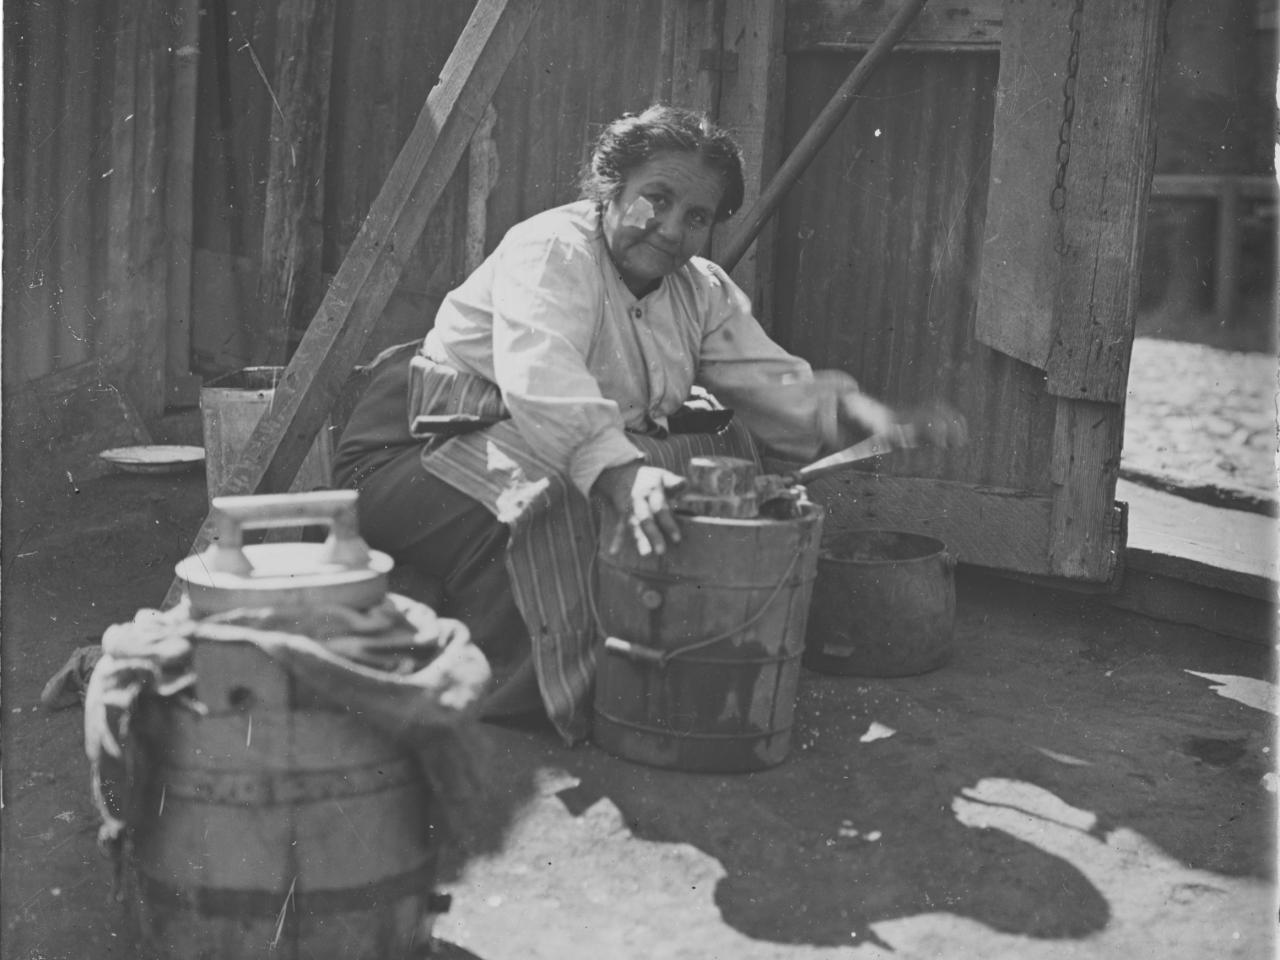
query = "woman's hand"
xmin=838 ymin=390 xmax=968 ymax=451
xmin=895 ymin=402 xmax=968 ymax=449
xmin=594 ymin=463 xmax=687 ymax=557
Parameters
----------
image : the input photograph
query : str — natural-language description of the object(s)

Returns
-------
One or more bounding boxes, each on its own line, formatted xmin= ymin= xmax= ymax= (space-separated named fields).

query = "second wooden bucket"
xmin=128 ymin=638 xmax=436 ymax=959
xmin=591 ymin=503 xmax=824 ymax=773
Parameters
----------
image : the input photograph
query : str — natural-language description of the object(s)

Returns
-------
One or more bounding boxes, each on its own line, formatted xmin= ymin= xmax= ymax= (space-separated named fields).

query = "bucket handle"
xmin=202 ymin=490 xmax=372 ymax=575
xmin=596 ymin=547 xmax=803 ymax=668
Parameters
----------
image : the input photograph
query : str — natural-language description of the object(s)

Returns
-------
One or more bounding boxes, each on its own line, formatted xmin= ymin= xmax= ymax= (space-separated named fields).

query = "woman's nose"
xmin=652 ymin=210 xmax=683 ymax=242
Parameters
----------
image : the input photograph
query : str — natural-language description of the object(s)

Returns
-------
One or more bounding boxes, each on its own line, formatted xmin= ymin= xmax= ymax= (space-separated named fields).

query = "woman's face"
xmin=601 ymin=151 xmax=725 ymax=295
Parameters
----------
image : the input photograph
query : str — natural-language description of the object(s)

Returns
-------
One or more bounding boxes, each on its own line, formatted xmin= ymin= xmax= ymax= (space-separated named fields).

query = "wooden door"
xmin=693 ymin=0 xmax=1167 ymax=583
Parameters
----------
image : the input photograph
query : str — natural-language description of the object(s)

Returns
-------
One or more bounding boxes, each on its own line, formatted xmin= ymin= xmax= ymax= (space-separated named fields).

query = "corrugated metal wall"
xmin=771 ymin=50 xmax=1058 ymax=493
xmin=185 ymin=0 xmax=672 ymax=370
xmin=3 ymin=0 xmax=118 ymax=385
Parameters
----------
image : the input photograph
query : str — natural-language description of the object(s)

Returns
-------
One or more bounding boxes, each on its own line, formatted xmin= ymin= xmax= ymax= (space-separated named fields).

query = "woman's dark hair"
xmin=580 ymin=104 xmax=745 ymax=221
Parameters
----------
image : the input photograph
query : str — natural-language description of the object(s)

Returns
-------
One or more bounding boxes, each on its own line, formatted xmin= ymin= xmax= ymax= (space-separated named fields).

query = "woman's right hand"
xmin=593 ymin=463 xmax=687 ymax=558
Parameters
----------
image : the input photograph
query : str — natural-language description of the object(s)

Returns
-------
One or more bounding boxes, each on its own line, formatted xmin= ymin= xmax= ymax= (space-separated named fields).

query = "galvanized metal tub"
xmin=200 ymin=367 xmax=335 ymax=500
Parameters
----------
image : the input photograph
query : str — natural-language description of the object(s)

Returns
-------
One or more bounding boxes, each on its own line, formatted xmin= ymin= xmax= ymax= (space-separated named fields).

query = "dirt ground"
xmin=1 ymin=455 xmax=1275 ymax=958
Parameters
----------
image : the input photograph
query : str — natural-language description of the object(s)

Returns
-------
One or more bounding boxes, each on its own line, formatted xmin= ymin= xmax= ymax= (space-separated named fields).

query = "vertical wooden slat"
xmin=2 ymin=1 xmax=29 ymax=386
xmin=102 ymin=0 xmax=172 ymax=417
xmin=102 ymin=1 xmax=141 ymax=377
xmin=1044 ymin=0 xmax=1167 ymax=401
xmin=165 ymin=0 xmax=202 ymax=404
xmin=12 ymin=0 xmax=59 ymax=380
xmin=652 ymin=1 xmax=679 ymax=105
xmin=662 ymin=0 xmax=723 ymax=117
xmin=714 ymin=0 xmax=786 ymax=322
xmin=256 ymin=0 xmax=337 ymax=366
xmin=972 ymin=0 xmax=1073 ymax=369
xmin=51 ymin=0 xmax=95 ymax=370
xmin=1213 ymin=179 xmax=1241 ymax=326
xmin=465 ymin=104 xmax=500 ymax=274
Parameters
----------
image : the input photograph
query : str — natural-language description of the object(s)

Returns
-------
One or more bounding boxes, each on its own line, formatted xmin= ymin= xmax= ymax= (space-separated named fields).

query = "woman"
xmin=334 ymin=105 xmax=964 ymax=741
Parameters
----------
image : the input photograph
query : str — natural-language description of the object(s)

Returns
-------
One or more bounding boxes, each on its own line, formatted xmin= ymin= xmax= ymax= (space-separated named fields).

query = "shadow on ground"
xmin=469 ymin=574 xmax=1273 ymax=953
xmin=2 ymin=471 xmax=1274 ymax=959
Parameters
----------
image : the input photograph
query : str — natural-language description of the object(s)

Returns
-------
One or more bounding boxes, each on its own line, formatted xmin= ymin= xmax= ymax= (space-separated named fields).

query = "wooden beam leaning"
xmin=164 ymin=0 xmax=540 ymax=607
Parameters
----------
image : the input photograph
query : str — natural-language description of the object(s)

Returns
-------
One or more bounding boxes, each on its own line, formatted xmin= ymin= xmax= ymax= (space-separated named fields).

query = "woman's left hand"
xmin=892 ymin=402 xmax=968 ymax=450
xmin=838 ymin=390 xmax=968 ymax=450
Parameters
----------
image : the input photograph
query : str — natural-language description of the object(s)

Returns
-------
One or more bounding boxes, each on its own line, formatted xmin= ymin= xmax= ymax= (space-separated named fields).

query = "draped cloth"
xmin=82 ymin=595 xmax=504 ymax=885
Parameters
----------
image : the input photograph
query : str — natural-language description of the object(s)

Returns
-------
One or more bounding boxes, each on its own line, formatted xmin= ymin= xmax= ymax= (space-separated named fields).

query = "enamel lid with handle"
xmin=175 ymin=490 xmax=393 ymax=616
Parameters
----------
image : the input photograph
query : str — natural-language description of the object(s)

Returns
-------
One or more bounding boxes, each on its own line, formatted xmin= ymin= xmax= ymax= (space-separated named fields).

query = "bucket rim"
xmin=675 ymin=501 xmax=825 ymax=526
xmin=818 ymin=528 xmax=950 ymax=565
xmin=202 ymin=366 xmax=290 ymax=391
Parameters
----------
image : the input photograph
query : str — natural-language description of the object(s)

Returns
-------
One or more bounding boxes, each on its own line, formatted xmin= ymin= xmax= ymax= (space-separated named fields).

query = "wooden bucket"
xmin=128 ymin=637 xmax=436 ymax=959
xmin=591 ymin=503 xmax=823 ymax=772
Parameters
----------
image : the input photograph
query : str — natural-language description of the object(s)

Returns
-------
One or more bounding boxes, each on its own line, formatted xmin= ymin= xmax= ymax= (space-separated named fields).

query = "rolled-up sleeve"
xmin=694 ymin=264 xmax=853 ymax=460
xmin=490 ymin=231 xmax=644 ymax=496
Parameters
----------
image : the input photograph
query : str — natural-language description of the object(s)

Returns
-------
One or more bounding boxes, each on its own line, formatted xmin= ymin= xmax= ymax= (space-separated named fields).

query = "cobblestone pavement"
xmin=1123 ymin=337 xmax=1277 ymax=511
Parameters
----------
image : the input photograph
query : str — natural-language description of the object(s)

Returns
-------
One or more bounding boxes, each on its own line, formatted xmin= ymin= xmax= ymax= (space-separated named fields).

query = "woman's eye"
xmin=645 ymin=194 xmax=669 ymax=211
xmin=688 ymin=211 xmax=709 ymax=228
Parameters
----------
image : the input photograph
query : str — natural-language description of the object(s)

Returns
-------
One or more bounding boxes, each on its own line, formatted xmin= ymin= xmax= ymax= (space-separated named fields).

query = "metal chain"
xmin=1051 ymin=0 xmax=1085 ymax=253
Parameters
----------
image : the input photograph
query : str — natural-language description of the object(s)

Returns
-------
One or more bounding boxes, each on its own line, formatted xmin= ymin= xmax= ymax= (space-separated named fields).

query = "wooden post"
xmin=1047 ymin=397 xmax=1126 ymax=580
xmin=1214 ymin=177 xmax=1240 ymax=326
xmin=165 ymin=0 xmax=541 ymax=607
xmin=713 ymin=0 xmax=787 ymax=323
xmin=465 ymin=104 xmax=500 ymax=274
xmin=1044 ymin=0 xmax=1167 ymax=402
xmin=165 ymin=0 xmax=203 ymax=407
xmin=1041 ymin=0 xmax=1167 ymax=581
xmin=256 ymin=0 xmax=338 ymax=367
xmin=660 ymin=0 xmax=725 ymax=119
xmin=104 ymin=0 xmax=171 ymax=420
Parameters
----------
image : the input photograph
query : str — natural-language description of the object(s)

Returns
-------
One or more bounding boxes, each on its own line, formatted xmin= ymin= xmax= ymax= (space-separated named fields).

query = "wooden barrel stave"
xmin=128 ymin=640 xmax=434 ymax=959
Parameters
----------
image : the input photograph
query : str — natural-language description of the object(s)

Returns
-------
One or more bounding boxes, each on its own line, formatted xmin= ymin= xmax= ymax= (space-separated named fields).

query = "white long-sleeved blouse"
xmin=421 ymin=200 xmax=848 ymax=497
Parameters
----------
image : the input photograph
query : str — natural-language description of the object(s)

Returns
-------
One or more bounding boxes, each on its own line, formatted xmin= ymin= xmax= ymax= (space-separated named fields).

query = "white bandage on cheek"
xmin=621 ymin=196 xmax=655 ymax=229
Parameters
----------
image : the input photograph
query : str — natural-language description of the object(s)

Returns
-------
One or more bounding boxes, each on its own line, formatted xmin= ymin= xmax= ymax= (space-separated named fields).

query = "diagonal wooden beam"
xmin=165 ymin=0 xmax=540 ymax=607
